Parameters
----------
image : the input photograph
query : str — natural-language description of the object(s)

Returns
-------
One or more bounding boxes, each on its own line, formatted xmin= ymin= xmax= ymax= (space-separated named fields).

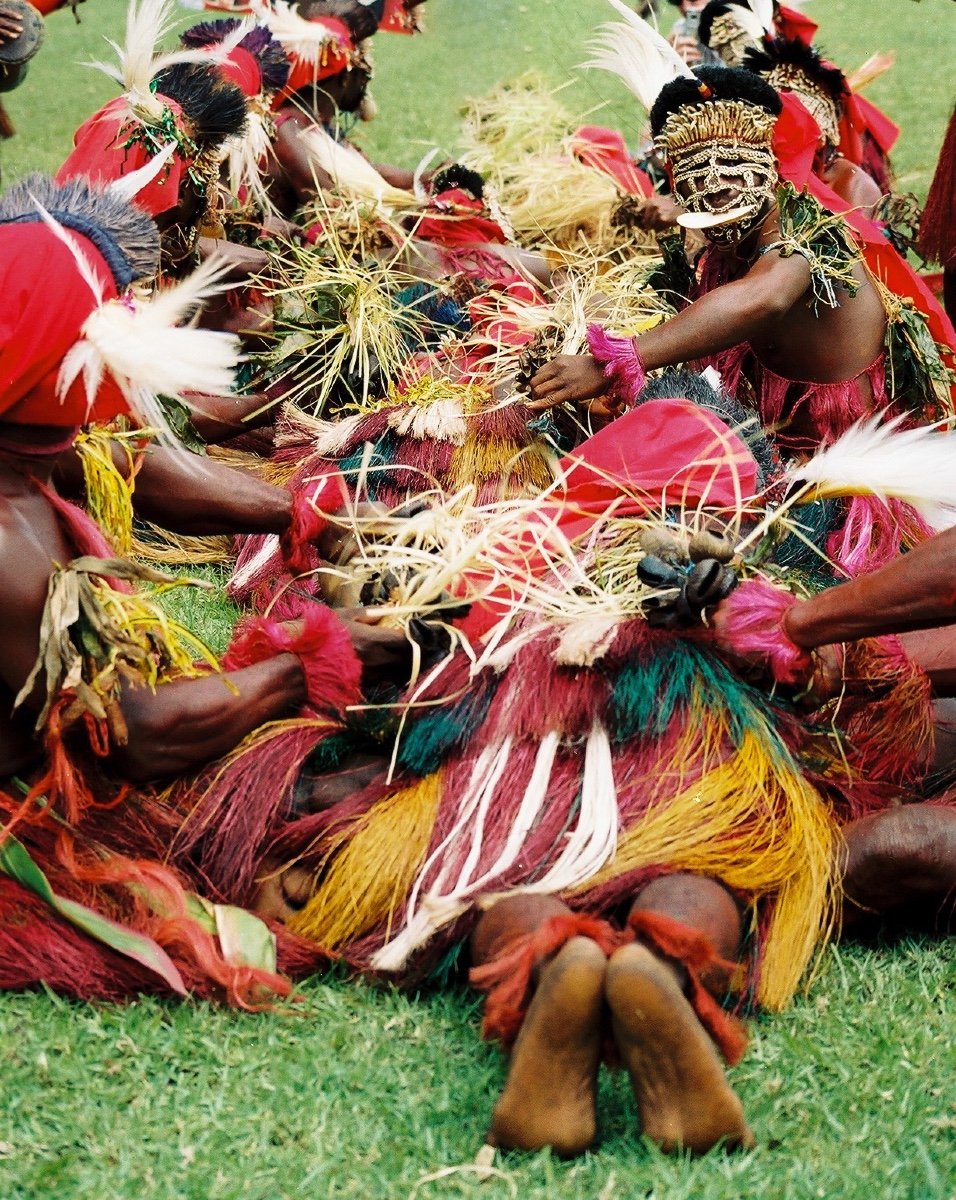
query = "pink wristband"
xmin=586 ymin=323 xmax=647 ymax=407
xmin=717 ymin=577 xmax=813 ymax=686
xmin=223 ymin=602 xmax=363 ymax=715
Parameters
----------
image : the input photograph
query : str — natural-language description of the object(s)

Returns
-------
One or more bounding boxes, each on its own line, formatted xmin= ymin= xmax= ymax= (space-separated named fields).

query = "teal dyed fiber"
xmin=610 ymin=637 xmax=782 ymax=750
xmin=338 ymin=430 xmax=399 ymax=500
xmin=396 ymin=683 xmax=496 ymax=777
xmin=303 ymin=731 xmax=357 ymax=775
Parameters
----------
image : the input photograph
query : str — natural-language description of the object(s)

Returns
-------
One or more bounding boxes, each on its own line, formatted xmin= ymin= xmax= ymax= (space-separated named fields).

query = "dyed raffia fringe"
xmin=280 ymin=616 xmax=845 ymax=1013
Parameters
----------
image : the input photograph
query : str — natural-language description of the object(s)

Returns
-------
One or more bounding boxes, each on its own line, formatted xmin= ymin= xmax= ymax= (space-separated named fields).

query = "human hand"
xmin=633 ymin=194 xmax=685 ymax=232
xmin=338 ymin=607 xmax=413 ymax=685
xmin=197 ymin=237 xmax=270 ymax=281
xmin=670 ymin=35 xmax=703 ymax=66
xmin=527 ymin=355 xmax=610 ymax=412
xmin=0 ymin=8 xmax=24 ymax=43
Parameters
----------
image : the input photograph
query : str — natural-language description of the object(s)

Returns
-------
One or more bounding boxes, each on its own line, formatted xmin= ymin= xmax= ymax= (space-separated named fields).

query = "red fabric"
xmin=0 ymin=225 xmax=129 ymax=427
xmin=455 ymin=400 xmax=759 ymax=640
xmin=629 ymin=910 xmax=748 ymax=1066
xmin=276 ymin=17 xmax=354 ymax=104
xmin=772 ymin=91 xmax=822 ymax=189
xmin=379 ymin=0 xmax=419 ymax=34
xmin=570 ymin=125 xmax=653 ymax=198
xmin=554 ymin=399 xmax=759 ymax=537
xmin=470 ymin=912 xmax=627 ymax=1049
xmin=223 ymin=601 xmax=362 ymax=716
xmin=415 ymin=189 xmax=508 ymax=247
xmin=843 ymin=93 xmax=899 ymax=159
xmin=217 ymin=46 xmax=263 ymax=98
xmin=57 ymin=97 xmax=193 ymax=218
xmin=774 ymin=5 xmax=818 ymax=44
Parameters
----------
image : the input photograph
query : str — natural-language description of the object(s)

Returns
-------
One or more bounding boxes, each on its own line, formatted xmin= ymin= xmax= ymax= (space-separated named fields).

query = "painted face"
xmin=673 ymin=153 xmax=778 ymax=246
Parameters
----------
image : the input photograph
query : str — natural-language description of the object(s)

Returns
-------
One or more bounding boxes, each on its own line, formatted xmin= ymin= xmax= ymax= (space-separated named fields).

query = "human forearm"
xmin=785 ymin=529 xmax=956 ymax=648
xmin=115 ymin=655 xmax=305 ymax=783
xmin=131 ymin=447 xmax=292 ymax=536
xmin=184 ymin=391 xmax=275 ymax=442
xmin=634 ymin=260 xmax=807 ymax=369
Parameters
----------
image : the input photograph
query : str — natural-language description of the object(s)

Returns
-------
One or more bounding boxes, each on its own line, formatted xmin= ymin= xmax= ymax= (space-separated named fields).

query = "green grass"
xmin=0 ymin=940 xmax=953 ymax=1199
xmin=2 ymin=1 xmax=956 ymax=1196
xmin=3 ymin=0 xmax=954 ymax=196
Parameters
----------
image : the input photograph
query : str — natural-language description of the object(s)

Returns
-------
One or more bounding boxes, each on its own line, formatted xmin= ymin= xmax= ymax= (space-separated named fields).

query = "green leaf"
xmin=186 ymin=894 xmax=277 ymax=973
xmin=0 ymin=835 xmax=187 ymax=996
xmin=213 ymin=904 xmax=277 ymax=974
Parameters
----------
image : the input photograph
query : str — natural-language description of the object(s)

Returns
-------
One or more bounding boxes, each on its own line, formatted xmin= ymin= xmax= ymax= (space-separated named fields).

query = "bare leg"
xmin=471 ymin=896 xmax=606 ymax=1157
xmin=608 ymin=874 xmax=754 ymax=1154
xmin=841 ymin=803 xmax=956 ymax=930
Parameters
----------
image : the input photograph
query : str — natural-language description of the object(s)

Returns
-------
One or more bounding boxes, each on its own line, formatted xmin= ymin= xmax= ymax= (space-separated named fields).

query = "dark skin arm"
xmin=54 ymin=442 xmax=293 ymax=536
xmin=783 ymin=527 xmax=956 ymax=648
xmin=712 ymin=528 xmax=956 ymax=697
xmin=0 ymin=501 xmax=305 ymax=782
xmin=272 ymin=110 xmax=336 ymax=202
xmin=528 ymin=250 xmax=813 ymax=410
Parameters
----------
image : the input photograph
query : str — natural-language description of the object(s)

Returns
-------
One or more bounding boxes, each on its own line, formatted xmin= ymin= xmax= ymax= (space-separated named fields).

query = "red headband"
xmin=0 ymin=225 xmax=128 ymax=427
xmin=56 ymin=97 xmax=195 ymax=218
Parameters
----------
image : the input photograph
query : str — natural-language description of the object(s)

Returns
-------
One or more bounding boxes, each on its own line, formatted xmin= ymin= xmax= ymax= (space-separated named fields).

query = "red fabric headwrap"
xmin=0 ymin=225 xmax=128 ymax=427
xmin=56 ymin=97 xmax=194 ymax=218
xmin=379 ymin=0 xmax=420 ymax=35
xmin=216 ymin=46 xmax=263 ymax=98
xmin=774 ymin=4 xmax=818 ymax=45
xmin=414 ymin=189 xmax=508 ymax=247
xmin=276 ymin=17 xmax=354 ymax=103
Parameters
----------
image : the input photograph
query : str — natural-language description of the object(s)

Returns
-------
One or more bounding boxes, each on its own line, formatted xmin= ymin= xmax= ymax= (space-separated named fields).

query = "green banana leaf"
xmin=0 ymin=834 xmax=187 ymax=996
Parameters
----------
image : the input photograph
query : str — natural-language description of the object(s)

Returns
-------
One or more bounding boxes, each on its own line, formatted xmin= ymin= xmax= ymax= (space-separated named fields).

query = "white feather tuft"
xmin=583 ymin=1 xmax=693 ymax=114
xmin=224 ymin=108 xmax=277 ymax=216
xmin=251 ymin=0 xmax=341 ymax=64
xmin=57 ymin=257 xmax=242 ymax=445
xmin=294 ymin=124 xmax=415 ymax=207
xmin=725 ymin=0 xmax=773 ymax=41
xmin=87 ymin=0 xmax=219 ymax=119
xmin=108 ymin=140 xmax=178 ymax=202
xmin=786 ymin=413 xmax=956 ymax=530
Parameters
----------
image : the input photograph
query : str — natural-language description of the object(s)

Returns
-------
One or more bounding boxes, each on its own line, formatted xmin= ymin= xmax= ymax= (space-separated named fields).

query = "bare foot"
xmin=488 ymin=936 xmax=606 ymax=1157
xmin=841 ymin=804 xmax=956 ymax=927
xmin=607 ymin=944 xmax=753 ymax=1155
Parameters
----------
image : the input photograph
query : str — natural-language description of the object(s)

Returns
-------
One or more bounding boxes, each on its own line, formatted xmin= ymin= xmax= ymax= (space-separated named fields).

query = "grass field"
xmin=2 ymin=2 xmax=955 ymax=1197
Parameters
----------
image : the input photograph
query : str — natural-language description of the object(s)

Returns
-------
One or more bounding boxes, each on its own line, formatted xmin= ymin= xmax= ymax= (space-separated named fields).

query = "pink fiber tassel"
xmin=717 ymin=578 xmax=812 ymax=686
xmin=586 ymin=323 xmax=647 ymax=406
xmin=223 ymin=601 xmax=363 ymax=716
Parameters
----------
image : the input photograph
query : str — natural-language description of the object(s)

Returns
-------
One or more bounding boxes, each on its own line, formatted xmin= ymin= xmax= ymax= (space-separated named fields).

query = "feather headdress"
xmin=785 ymin=414 xmax=956 ymax=531
xmin=87 ymin=0 xmax=216 ymax=121
xmin=583 ymin=0 xmax=693 ymax=115
xmin=251 ymin=0 xmax=350 ymax=70
xmin=38 ymin=209 xmax=241 ymax=445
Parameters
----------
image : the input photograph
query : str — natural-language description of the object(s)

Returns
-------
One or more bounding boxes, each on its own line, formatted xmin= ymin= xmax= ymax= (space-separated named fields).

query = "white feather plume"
xmin=108 ymin=140 xmax=179 ymax=202
xmin=725 ymin=1 xmax=772 ymax=42
xmin=785 ymin=413 xmax=956 ymax=530
xmin=583 ymin=0 xmax=693 ymax=114
xmin=224 ymin=109 xmax=276 ymax=215
xmin=57 ymin=257 xmax=242 ymax=445
xmin=87 ymin=0 xmax=216 ymax=119
xmin=251 ymin=0 xmax=341 ymax=64
xmin=295 ymin=124 xmax=415 ymax=207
